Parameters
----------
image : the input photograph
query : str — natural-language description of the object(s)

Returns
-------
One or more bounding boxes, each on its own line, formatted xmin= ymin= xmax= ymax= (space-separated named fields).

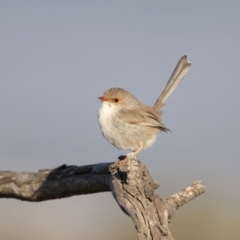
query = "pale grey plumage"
xmin=98 ymin=55 xmax=191 ymax=153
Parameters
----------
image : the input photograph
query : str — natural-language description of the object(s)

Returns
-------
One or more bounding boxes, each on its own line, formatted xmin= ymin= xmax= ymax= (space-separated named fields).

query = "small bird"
xmin=98 ymin=55 xmax=191 ymax=155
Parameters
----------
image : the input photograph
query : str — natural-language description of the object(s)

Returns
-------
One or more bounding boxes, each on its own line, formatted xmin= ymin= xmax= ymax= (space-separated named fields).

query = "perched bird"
xmin=98 ymin=55 xmax=191 ymax=155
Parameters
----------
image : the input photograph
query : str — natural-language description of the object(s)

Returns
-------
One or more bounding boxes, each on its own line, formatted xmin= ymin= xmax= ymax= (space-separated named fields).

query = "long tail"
xmin=153 ymin=55 xmax=191 ymax=111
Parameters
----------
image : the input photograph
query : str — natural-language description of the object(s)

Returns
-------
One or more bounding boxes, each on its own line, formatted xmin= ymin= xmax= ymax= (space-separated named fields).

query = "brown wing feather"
xmin=118 ymin=109 xmax=170 ymax=132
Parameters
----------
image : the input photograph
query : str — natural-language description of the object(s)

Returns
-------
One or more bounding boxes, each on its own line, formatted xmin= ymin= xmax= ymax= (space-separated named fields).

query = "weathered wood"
xmin=164 ymin=181 xmax=206 ymax=219
xmin=109 ymin=153 xmax=206 ymax=240
xmin=0 ymin=163 xmax=112 ymax=201
xmin=0 ymin=157 xmax=206 ymax=240
xmin=109 ymin=154 xmax=173 ymax=240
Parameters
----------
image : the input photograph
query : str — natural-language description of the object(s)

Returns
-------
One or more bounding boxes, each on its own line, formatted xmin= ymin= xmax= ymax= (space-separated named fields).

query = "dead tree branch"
xmin=0 ymin=163 xmax=112 ymax=201
xmin=0 ymin=155 xmax=206 ymax=240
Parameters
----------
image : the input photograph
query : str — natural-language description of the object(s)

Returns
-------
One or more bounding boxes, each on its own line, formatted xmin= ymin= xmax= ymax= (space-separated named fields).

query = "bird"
xmin=98 ymin=55 xmax=191 ymax=156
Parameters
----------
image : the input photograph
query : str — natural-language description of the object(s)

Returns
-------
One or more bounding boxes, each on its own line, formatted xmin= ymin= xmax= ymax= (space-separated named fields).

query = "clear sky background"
xmin=0 ymin=1 xmax=240 ymax=239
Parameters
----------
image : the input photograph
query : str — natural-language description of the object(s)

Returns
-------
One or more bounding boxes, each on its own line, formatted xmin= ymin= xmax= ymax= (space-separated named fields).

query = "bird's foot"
xmin=108 ymin=153 xmax=140 ymax=185
xmin=118 ymin=155 xmax=128 ymax=166
xmin=108 ymin=155 xmax=128 ymax=172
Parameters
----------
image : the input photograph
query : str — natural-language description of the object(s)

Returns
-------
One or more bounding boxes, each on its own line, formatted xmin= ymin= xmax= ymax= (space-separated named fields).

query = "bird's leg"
xmin=134 ymin=145 xmax=143 ymax=155
xmin=129 ymin=144 xmax=143 ymax=159
xmin=109 ymin=146 xmax=142 ymax=185
xmin=113 ymin=145 xmax=143 ymax=168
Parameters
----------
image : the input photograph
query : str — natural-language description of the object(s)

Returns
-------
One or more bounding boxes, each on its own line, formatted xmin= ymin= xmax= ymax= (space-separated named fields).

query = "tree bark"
xmin=0 ymin=155 xmax=206 ymax=239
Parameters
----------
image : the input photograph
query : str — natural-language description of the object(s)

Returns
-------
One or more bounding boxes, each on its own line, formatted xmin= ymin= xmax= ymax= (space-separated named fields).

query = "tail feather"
xmin=153 ymin=55 xmax=191 ymax=111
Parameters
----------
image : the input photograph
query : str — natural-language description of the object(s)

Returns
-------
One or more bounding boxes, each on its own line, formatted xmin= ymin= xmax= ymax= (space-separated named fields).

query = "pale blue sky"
xmin=1 ymin=1 xmax=240 ymax=239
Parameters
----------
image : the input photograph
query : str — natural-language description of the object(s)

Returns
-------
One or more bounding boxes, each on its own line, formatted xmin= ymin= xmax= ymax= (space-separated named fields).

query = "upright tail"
xmin=153 ymin=55 xmax=191 ymax=111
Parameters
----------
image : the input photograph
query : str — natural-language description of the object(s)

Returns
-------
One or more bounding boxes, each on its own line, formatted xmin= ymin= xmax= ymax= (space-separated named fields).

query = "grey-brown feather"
xmin=154 ymin=55 xmax=191 ymax=110
xmin=118 ymin=108 xmax=170 ymax=132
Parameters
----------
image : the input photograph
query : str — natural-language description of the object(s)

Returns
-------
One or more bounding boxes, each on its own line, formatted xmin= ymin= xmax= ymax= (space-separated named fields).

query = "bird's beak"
xmin=98 ymin=96 xmax=111 ymax=102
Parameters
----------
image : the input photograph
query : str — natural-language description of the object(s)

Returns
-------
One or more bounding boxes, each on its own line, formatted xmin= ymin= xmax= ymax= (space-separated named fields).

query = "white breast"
xmin=98 ymin=102 xmax=117 ymax=144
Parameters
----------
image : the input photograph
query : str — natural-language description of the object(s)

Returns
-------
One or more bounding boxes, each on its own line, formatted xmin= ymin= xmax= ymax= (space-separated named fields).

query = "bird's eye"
xmin=114 ymin=98 xmax=119 ymax=103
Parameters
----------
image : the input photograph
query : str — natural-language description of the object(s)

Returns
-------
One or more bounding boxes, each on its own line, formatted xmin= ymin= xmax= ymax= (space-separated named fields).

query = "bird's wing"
xmin=118 ymin=109 xmax=170 ymax=132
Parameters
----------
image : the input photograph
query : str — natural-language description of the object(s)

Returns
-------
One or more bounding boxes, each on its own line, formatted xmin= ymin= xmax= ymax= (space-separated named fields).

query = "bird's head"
xmin=98 ymin=88 xmax=139 ymax=110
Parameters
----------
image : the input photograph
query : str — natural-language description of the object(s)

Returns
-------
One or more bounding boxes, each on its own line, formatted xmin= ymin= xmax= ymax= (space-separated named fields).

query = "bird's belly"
xmin=99 ymin=106 xmax=159 ymax=151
